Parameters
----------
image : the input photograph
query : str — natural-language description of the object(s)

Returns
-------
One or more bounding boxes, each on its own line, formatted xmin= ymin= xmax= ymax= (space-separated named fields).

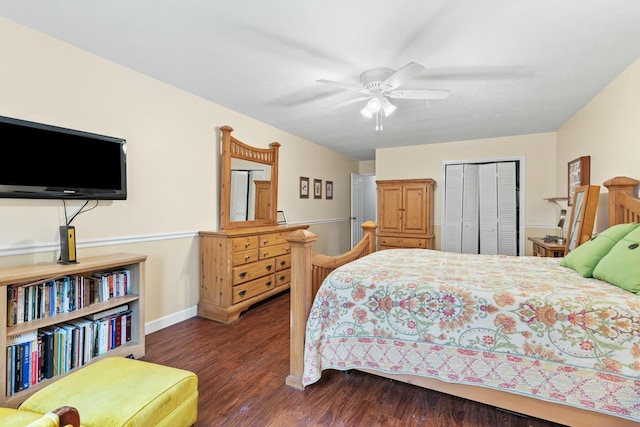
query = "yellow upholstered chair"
xmin=0 ymin=406 xmax=80 ymax=427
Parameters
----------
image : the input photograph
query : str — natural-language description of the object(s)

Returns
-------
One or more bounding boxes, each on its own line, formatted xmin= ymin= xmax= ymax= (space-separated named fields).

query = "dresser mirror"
xmin=219 ymin=125 xmax=279 ymax=229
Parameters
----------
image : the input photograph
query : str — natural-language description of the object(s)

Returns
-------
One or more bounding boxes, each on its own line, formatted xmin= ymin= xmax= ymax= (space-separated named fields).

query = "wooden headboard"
xmin=604 ymin=176 xmax=640 ymax=226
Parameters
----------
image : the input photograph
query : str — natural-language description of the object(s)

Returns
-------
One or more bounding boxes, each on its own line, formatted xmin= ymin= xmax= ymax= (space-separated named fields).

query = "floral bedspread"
xmin=303 ymin=249 xmax=640 ymax=421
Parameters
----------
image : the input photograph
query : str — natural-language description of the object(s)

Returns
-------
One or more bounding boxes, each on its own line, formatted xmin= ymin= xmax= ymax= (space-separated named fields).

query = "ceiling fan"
xmin=317 ymin=62 xmax=450 ymax=130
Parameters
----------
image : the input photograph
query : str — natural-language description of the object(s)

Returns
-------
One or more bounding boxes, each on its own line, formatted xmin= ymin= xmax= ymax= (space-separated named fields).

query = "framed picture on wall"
xmin=326 ymin=181 xmax=333 ymax=200
xmin=314 ymin=179 xmax=322 ymax=199
xmin=300 ymin=177 xmax=309 ymax=199
xmin=567 ymin=156 xmax=590 ymax=206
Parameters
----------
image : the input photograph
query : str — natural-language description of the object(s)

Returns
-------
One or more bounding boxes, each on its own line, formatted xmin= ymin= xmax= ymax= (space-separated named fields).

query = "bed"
xmin=286 ymin=176 xmax=640 ymax=427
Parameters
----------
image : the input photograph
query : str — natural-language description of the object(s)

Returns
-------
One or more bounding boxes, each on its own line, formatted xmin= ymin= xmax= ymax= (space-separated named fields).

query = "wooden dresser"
xmin=198 ymin=224 xmax=308 ymax=323
xmin=377 ymin=178 xmax=435 ymax=250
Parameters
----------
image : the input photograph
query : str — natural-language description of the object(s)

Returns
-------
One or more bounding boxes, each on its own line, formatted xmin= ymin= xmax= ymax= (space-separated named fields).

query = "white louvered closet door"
xmin=443 ymin=164 xmax=464 ymax=252
xmin=444 ymin=161 xmax=518 ymax=255
xmin=478 ymin=164 xmax=499 ymax=254
xmin=497 ymin=162 xmax=517 ymax=255
xmin=461 ymin=164 xmax=479 ymax=254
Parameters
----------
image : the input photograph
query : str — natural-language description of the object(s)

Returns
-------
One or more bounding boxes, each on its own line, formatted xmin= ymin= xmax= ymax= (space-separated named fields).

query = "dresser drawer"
xmin=275 ymin=254 xmax=291 ymax=271
xmin=275 ymin=268 xmax=291 ymax=287
xmin=259 ymin=232 xmax=289 ymax=247
xmin=232 ymin=248 xmax=259 ymax=266
xmin=379 ymin=236 xmax=427 ymax=249
xmin=232 ymin=274 xmax=275 ymax=304
xmin=259 ymin=242 xmax=291 ymax=259
xmin=232 ymin=258 xmax=275 ymax=285
xmin=232 ymin=236 xmax=259 ymax=252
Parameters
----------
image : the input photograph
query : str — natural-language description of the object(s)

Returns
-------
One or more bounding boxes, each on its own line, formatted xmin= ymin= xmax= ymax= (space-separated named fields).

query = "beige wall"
xmin=557 ymin=58 xmax=640 ymax=232
xmin=0 ymin=18 xmax=357 ymax=331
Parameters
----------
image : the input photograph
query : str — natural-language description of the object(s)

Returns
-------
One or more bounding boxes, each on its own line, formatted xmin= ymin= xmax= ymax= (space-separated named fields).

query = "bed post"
xmin=285 ymin=229 xmax=318 ymax=389
xmin=361 ymin=220 xmax=377 ymax=254
xmin=604 ymin=176 xmax=640 ymax=226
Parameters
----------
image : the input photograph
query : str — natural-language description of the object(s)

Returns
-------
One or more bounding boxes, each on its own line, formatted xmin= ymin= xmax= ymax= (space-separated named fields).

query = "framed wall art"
xmin=314 ymin=179 xmax=322 ymax=199
xmin=299 ymin=177 xmax=309 ymax=199
xmin=567 ymin=156 xmax=590 ymax=206
xmin=326 ymin=180 xmax=333 ymax=200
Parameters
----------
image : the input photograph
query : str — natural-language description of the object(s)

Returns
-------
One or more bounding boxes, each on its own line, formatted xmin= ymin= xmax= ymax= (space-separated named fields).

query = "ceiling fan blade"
xmin=387 ymin=89 xmax=450 ymax=100
xmin=316 ymin=79 xmax=367 ymax=93
xmin=381 ymin=62 xmax=426 ymax=90
xmin=322 ymin=95 xmax=371 ymax=110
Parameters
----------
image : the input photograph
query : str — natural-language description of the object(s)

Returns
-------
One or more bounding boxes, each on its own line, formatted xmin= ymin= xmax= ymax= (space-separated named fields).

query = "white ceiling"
xmin=2 ymin=1 xmax=640 ymax=160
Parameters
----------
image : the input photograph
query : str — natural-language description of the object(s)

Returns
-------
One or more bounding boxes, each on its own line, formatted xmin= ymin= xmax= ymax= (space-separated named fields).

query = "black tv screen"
xmin=0 ymin=116 xmax=127 ymax=200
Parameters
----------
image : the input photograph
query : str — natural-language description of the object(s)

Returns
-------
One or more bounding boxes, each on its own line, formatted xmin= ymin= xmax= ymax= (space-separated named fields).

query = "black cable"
xmin=62 ymin=200 xmax=99 ymax=226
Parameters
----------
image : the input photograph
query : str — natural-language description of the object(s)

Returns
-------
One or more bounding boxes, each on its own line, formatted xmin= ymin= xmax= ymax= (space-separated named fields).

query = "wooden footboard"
xmin=285 ymin=221 xmax=377 ymax=388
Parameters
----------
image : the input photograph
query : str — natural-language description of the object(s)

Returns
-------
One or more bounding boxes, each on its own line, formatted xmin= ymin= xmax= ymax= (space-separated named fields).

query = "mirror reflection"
xmin=230 ymin=158 xmax=271 ymax=221
xmin=567 ymin=191 xmax=584 ymax=251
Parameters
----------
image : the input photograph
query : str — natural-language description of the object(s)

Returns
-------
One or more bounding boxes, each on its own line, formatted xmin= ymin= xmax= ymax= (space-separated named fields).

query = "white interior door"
xmin=351 ymin=173 xmax=364 ymax=248
xmin=230 ymin=170 xmax=249 ymax=221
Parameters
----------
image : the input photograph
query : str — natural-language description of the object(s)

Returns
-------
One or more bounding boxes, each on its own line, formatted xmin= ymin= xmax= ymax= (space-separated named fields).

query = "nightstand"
xmin=528 ymin=237 xmax=566 ymax=258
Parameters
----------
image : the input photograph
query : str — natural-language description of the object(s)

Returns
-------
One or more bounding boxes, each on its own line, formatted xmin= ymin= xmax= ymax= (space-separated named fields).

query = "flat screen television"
xmin=0 ymin=115 xmax=127 ymax=200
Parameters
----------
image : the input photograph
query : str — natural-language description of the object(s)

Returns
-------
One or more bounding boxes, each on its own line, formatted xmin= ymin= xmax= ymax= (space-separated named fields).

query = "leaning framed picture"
xmin=567 ymin=156 xmax=590 ymax=206
xmin=276 ymin=210 xmax=287 ymax=224
xmin=326 ymin=181 xmax=333 ymax=200
xmin=314 ymin=179 xmax=322 ymax=199
xmin=299 ymin=177 xmax=309 ymax=199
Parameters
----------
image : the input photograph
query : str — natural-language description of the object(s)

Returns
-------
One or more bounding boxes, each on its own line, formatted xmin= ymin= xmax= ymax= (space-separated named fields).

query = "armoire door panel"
xmin=402 ymin=184 xmax=428 ymax=234
xmin=378 ymin=186 xmax=403 ymax=233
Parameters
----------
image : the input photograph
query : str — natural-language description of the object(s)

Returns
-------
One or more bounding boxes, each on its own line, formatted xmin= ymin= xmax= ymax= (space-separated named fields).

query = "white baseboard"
xmin=145 ymin=305 xmax=198 ymax=334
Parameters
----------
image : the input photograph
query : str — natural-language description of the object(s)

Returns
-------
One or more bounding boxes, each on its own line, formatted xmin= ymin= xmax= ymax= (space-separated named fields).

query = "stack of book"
xmin=6 ymin=269 xmax=131 ymax=327
xmin=5 ymin=304 xmax=132 ymax=396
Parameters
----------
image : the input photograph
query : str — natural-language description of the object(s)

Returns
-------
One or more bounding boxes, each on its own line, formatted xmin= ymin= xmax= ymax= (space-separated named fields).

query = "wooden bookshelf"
xmin=0 ymin=253 xmax=146 ymax=407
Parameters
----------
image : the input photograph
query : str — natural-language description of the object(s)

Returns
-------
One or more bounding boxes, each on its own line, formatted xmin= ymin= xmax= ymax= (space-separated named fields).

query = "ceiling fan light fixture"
xmin=365 ymin=97 xmax=382 ymax=114
xmin=360 ymin=106 xmax=373 ymax=118
xmin=381 ymin=97 xmax=396 ymax=116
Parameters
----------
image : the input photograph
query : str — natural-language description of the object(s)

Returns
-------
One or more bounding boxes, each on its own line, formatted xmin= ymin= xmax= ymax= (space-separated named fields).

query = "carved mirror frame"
xmin=564 ymin=184 xmax=600 ymax=253
xmin=219 ymin=125 xmax=279 ymax=230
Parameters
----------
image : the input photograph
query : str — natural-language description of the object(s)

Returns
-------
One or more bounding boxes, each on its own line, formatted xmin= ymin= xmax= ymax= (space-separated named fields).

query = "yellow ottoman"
xmin=19 ymin=357 xmax=198 ymax=427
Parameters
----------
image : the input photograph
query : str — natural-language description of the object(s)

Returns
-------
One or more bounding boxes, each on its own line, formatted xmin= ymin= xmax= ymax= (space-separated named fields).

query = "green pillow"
xmin=593 ymin=226 xmax=640 ymax=293
xmin=560 ymin=222 xmax=639 ymax=277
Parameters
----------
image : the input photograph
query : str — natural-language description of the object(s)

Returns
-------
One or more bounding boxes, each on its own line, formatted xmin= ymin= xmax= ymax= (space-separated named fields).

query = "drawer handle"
xmin=285 ymin=247 xmax=290 ymax=253
xmin=280 ymin=260 xmax=286 ymax=266
xmin=265 ymin=281 xmax=272 ymax=287
xmin=244 ymin=255 xmax=251 ymax=261
xmin=266 ymin=265 xmax=273 ymax=271
xmin=245 ymin=242 xmax=251 ymax=248
xmin=263 ymin=251 xmax=269 ymax=257
xmin=263 ymin=239 xmax=268 ymax=245
xmin=239 ymin=290 xmax=247 ymax=297
xmin=239 ymin=272 xmax=247 ymax=279
xmin=279 ymin=275 xmax=286 ymax=281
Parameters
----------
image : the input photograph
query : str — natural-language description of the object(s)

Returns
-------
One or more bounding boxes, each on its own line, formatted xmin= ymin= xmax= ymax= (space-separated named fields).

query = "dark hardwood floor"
xmin=142 ymin=292 xmax=565 ymax=427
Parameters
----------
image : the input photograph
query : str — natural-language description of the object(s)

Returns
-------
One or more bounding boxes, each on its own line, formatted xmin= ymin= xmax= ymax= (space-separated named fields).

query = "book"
xmin=39 ymin=328 xmax=55 ymax=380
xmin=85 ymin=304 xmax=129 ymax=321
xmin=7 ymin=329 xmax=38 ymax=346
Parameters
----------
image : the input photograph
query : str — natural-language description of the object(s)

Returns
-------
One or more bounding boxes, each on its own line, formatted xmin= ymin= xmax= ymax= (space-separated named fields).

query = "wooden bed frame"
xmin=286 ymin=176 xmax=640 ymax=427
